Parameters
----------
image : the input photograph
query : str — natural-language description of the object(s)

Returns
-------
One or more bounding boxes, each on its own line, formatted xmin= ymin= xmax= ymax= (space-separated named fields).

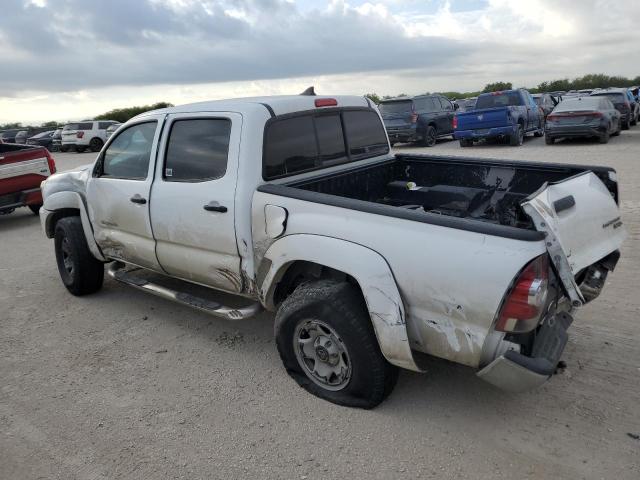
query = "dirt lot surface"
xmin=2 ymin=132 xmax=639 ymax=479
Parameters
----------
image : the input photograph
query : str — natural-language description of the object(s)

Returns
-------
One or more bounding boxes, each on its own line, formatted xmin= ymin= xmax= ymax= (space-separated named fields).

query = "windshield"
xmin=475 ymin=91 xmax=523 ymax=109
xmin=591 ymin=92 xmax=625 ymax=103
xmin=378 ymin=101 xmax=412 ymax=115
xmin=63 ymin=122 xmax=92 ymax=131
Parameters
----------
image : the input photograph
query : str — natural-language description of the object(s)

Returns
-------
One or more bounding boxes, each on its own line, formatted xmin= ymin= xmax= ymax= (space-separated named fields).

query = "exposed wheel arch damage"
xmin=258 ymin=234 xmax=423 ymax=372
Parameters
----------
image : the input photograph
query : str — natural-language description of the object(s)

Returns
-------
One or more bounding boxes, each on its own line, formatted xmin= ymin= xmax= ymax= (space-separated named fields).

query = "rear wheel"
xmin=54 ymin=217 xmax=104 ymax=296
xmin=545 ymin=136 xmax=555 ymax=145
xmin=75 ymin=145 xmax=86 ymax=153
xmin=599 ymin=129 xmax=610 ymax=144
xmin=422 ymin=126 xmax=437 ymax=147
xmin=60 ymin=145 xmax=69 ymax=152
xmin=509 ymin=125 xmax=524 ymax=146
xmin=612 ymin=119 xmax=622 ymax=136
xmin=275 ymin=280 xmax=398 ymax=409
xmin=622 ymin=118 xmax=630 ymax=130
xmin=534 ymin=129 xmax=544 ymax=137
xmin=459 ymin=138 xmax=473 ymax=147
xmin=89 ymin=137 xmax=104 ymax=152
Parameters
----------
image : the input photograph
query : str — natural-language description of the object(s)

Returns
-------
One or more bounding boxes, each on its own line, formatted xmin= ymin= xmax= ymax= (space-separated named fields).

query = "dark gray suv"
xmin=379 ymin=95 xmax=456 ymax=147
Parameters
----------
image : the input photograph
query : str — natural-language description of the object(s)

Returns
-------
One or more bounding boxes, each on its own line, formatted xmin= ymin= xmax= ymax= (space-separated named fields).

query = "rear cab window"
xmin=378 ymin=101 xmax=412 ymax=115
xmin=263 ymin=108 xmax=389 ymax=180
xmin=475 ymin=91 xmax=524 ymax=109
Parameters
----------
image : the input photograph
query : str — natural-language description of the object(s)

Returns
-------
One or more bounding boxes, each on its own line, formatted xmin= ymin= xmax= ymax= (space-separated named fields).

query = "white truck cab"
xmin=40 ymin=93 xmax=626 ymax=408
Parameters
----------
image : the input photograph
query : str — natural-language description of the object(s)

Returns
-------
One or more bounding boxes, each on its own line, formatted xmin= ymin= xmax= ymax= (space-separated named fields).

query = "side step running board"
xmin=107 ymin=262 xmax=262 ymax=321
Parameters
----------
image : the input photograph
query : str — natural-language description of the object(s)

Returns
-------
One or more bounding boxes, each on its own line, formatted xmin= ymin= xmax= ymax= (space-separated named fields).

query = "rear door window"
xmin=264 ymin=116 xmax=318 ymax=179
xmin=164 ymin=119 xmax=231 ymax=182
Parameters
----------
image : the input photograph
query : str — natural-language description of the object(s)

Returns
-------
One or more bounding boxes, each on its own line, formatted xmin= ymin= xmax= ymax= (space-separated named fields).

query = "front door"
xmin=149 ymin=113 xmax=243 ymax=293
xmin=86 ymin=117 xmax=163 ymax=270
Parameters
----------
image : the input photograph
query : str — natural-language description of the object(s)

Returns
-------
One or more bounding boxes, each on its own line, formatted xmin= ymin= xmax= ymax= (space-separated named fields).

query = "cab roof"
xmin=136 ymin=95 xmax=372 ymax=120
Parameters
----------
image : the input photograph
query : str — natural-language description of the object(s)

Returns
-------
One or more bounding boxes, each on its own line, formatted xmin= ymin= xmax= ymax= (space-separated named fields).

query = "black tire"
xmin=599 ymin=130 xmax=610 ymax=144
xmin=631 ymin=113 xmax=637 ymax=126
xmin=75 ymin=145 xmax=86 ymax=153
xmin=275 ymin=280 xmax=399 ymax=409
xmin=612 ymin=119 xmax=621 ymax=136
xmin=459 ymin=138 xmax=473 ymax=147
xmin=545 ymin=136 xmax=555 ymax=145
xmin=60 ymin=145 xmax=69 ymax=152
xmin=54 ymin=216 xmax=104 ymax=296
xmin=509 ymin=125 xmax=524 ymax=146
xmin=422 ymin=126 xmax=437 ymax=147
xmin=534 ymin=129 xmax=544 ymax=137
xmin=622 ymin=118 xmax=630 ymax=130
xmin=89 ymin=137 xmax=104 ymax=152
xmin=28 ymin=204 xmax=41 ymax=215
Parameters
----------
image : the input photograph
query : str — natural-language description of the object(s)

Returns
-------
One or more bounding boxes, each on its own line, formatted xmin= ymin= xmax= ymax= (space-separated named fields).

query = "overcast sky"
xmin=1 ymin=0 xmax=639 ymax=124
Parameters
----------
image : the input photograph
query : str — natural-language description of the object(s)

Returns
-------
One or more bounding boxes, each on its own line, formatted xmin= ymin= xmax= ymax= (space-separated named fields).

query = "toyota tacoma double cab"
xmin=1 ymin=143 xmax=56 ymax=215
xmin=40 ymin=93 xmax=625 ymax=408
xmin=454 ymin=89 xmax=544 ymax=147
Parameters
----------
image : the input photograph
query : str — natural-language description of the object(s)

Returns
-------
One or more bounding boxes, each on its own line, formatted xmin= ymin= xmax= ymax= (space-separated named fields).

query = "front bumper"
xmin=454 ymin=125 xmax=515 ymax=140
xmin=477 ymin=311 xmax=573 ymax=392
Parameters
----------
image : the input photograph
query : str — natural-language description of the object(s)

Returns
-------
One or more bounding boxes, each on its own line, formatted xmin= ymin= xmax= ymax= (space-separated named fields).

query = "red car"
xmin=0 ymin=143 xmax=56 ymax=215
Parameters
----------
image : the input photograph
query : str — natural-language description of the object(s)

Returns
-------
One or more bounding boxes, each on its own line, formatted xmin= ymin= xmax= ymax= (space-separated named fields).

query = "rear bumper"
xmin=386 ymin=127 xmax=420 ymax=143
xmin=477 ymin=311 xmax=573 ymax=392
xmin=0 ymin=187 xmax=42 ymax=211
xmin=454 ymin=125 xmax=515 ymax=140
xmin=546 ymin=125 xmax=604 ymax=138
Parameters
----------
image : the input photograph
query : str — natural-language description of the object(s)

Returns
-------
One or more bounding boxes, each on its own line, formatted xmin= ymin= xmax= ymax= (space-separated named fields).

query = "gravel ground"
xmin=1 ymin=131 xmax=639 ymax=479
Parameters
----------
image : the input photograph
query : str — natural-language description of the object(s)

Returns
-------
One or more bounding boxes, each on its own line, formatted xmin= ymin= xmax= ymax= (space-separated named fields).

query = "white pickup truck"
xmin=40 ymin=93 xmax=626 ymax=408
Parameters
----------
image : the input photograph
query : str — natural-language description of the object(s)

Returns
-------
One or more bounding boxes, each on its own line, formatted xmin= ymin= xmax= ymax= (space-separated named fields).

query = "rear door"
xmin=521 ymin=171 xmax=626 ymax=305
xmin=149 ymin=113 xmax=242 ymax=293
xmin=86 ymin=117 xmax=163 ymax=270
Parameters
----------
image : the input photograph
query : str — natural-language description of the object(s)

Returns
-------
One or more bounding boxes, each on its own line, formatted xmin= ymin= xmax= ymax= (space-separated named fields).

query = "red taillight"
xmin=495 ymin=255 xmax=549 ymax=333
xmin=45 ymin=149 xmax=56 ymax=174
xmin=315 ymin=98 xmax=338 ymax=107
xmin=411 ymin=112 xmax=418 ymax=123
xmin=76 ymin=131 xmax=84 ymax=139
xmin=452 ymin=115 xmax=458 ymax=129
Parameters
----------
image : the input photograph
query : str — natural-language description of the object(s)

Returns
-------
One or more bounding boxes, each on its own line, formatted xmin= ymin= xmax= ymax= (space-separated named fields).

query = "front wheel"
xmin=275 ymin=280 xmax=398 ymax=409
xmin=54 ymin=216 xmax=104 ymax=296
xmin=509 ymin=125 xmax=524 ymax=146
xmin=459 ymin=138 xmax=473 ymax=147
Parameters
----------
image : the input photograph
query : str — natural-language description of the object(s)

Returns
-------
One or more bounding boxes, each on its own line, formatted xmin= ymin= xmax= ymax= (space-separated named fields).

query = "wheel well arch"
xmin=45 ymin=208 xmax=80 ymax=238
xmin=272 ymin=260 xmax=359 ymax=307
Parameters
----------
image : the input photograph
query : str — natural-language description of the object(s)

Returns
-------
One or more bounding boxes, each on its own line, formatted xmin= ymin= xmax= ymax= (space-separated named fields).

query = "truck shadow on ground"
xmin=98 ymin=279 xmax=533 ymax=420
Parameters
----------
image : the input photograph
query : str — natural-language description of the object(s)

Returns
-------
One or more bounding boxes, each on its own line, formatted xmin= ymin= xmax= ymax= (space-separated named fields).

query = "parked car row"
xmin=379 ymin=86 xmax=639 ymax=148
xmin=0 ymin=120 xmax=120 ymax=153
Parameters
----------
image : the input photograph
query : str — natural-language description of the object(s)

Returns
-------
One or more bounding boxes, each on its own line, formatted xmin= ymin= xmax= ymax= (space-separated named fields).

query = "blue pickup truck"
xmin=453 ymin=89 xmax=544 ymax=147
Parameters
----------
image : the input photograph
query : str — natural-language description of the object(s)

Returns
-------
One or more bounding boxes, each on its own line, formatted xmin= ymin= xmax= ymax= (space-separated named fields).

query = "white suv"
xmin=61 ymin=120 xmax=118 ymax=153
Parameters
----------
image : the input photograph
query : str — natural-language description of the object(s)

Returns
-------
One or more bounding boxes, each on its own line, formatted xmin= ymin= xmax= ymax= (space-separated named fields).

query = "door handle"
xmin=130 ymin=194 xmax=147 ymax=205
xmin=203 ymin=202 xmax=227 ymax=213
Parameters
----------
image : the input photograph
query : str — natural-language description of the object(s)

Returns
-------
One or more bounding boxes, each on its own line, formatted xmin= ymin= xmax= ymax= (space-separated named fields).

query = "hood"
xmin=41 ymin=163 xmax=93 ymax=201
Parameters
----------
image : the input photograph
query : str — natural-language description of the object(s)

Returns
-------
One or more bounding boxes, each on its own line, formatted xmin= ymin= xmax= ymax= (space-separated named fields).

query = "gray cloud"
xmin=0 ymin=0 xmax=472 ymax=95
